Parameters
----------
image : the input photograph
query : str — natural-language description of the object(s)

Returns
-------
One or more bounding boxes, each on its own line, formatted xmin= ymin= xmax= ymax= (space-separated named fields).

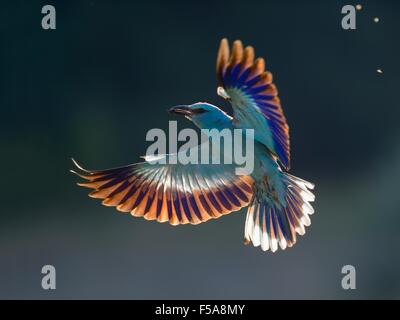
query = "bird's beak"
xmin=168 ymin=105 xmax=193 ymax=117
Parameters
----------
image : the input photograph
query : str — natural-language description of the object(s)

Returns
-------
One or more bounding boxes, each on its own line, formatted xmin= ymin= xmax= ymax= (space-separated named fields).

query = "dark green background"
xmin=1 ymin=0 xmax=399 ymax=299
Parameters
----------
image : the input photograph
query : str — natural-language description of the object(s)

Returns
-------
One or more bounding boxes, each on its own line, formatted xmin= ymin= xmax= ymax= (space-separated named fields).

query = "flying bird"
xmin=71 ymin=39 xmax=315 ymax=252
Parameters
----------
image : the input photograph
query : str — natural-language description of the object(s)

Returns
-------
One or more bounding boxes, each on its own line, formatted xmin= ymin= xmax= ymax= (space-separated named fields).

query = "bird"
xmin=71 ymin=38 xmax=315 ymax=252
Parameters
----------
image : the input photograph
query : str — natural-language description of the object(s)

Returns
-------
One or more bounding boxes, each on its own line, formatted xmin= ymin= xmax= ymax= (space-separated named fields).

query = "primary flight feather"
xmin=71 ymin=39 xmax=315 ymax=252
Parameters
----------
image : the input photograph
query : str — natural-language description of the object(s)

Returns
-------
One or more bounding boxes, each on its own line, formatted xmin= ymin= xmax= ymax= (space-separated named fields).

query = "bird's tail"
xmin=244 ymin=173 xmax=315 ymax=252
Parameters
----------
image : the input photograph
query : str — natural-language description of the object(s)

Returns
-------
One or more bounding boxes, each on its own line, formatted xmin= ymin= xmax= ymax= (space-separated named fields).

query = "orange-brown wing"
xmin=216 ymin=38 xmax=291 ymax=170
xmin=71 ymin=159 xmax=253 ymax=225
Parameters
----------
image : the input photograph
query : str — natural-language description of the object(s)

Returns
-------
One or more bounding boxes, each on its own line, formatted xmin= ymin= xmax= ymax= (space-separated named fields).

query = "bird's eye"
xmin=193 ymin=108 xmax=207 ymax=114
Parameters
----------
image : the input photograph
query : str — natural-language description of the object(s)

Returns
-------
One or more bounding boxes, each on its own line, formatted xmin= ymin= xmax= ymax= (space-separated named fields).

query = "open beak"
xmin=168 ymin=105 xmax=193 ymax=117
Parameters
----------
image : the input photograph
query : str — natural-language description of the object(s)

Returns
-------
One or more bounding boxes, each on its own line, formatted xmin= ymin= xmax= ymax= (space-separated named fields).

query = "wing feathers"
xmin=216 ymin=39 xmax=291 ymax=170
xmin=72 ymin=159 xmax=253 ymax=226
xmin=242 ymin=46 xmax=255 ymax=69
xmin=217 ymin=38 xmax=230 ymax=83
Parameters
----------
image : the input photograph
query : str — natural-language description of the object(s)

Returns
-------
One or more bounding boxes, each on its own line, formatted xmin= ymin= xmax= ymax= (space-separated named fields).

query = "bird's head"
xmin=168 ymin=102 xmax=231 ymax=130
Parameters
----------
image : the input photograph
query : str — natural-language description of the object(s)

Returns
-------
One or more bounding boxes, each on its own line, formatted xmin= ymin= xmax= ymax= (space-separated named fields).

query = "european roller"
xmin=71 ymin=39 xmax=315 ymax=252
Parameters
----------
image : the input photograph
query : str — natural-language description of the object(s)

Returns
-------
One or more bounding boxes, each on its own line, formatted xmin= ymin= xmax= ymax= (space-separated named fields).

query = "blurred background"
xmin=1 ymin=0 xmax=399 ymax=299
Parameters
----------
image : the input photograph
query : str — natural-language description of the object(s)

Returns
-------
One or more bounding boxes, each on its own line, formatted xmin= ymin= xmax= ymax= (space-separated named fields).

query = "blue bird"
xmin=71 ymin=39 xmax=315 ymax=252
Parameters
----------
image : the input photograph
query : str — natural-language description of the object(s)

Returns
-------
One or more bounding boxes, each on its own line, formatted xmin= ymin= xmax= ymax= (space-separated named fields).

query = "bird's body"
xmin=72 ymin=39 xmax=315 ymax=252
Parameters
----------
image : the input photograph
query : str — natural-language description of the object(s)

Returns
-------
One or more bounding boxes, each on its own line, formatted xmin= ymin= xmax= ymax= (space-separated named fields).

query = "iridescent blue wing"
xmin=71 ymin=158 xmax=253 ymax=226
xmin=216 ymin=39 xmax=290 ymax=170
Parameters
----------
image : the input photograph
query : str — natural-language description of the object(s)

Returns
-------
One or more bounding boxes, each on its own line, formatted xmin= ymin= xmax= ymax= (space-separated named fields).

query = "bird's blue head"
xmin=168 ymin=102 xmax=232 ymax=130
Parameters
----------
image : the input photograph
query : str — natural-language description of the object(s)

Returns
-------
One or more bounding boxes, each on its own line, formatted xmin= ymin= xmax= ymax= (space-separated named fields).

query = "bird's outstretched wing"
xmin=71 ymin=158 xmax=253 ymax=225
xmin=216 ymin=38 xmax=290 ymax=170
